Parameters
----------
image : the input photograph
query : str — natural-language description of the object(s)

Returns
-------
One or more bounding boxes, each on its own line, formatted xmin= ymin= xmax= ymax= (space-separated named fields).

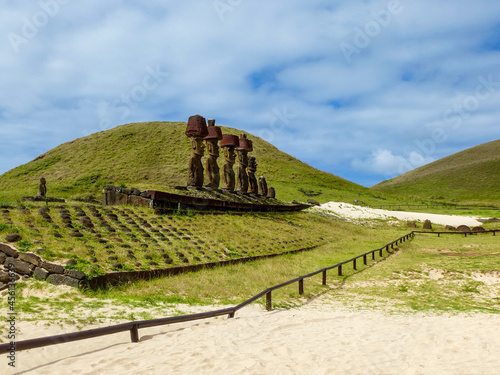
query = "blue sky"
xmin=1 ymin=0 xmax=499 ymax=187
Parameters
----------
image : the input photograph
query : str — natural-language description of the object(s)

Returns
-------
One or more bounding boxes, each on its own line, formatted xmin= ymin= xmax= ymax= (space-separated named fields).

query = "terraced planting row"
xmin=0 ymin=204 xmax=326 ymax=278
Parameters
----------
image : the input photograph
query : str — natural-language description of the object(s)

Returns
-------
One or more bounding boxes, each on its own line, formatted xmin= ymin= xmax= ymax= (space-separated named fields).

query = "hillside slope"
xmin=0 ymin=121 xmax=384 ymax=204
xmin=372 ymin=140 xmax=500 ymax=205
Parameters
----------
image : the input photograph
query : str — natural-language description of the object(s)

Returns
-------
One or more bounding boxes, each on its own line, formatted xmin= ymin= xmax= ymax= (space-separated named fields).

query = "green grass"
xmin=0 ymin=203 xmax=342 ymax=276
xmin=0 ymin=121 xmax=408 ymax=206
xmin=0 ymin=218 xmax=412 ymax=332
xmin=1 ymin=220 xmax=498 ymax=336
xmin=372 ymin=139 xmax=500 ymax=205
xmin=330 ymin=232 xmax=500 ymax=313
xmin=83 ymin=223 xmax=411 ymax=305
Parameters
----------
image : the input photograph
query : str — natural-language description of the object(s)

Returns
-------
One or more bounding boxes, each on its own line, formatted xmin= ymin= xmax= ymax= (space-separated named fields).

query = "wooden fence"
xmin=370 ymin=204 xmax=499 ymax=210
xmin=1 ymin=229 xmax=498 ymax=354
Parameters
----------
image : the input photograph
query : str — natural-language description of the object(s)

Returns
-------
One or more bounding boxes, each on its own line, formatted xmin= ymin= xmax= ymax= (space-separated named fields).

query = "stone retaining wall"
xmin=0 ymin=243 xmax=86 ymax=290
xmin=102 ymin=185 xmax=152 ymax=207
xmin=0 ymin=242 xmax=323 ymax=290
xmin=87 ymin=244 xmax=322 ymax=289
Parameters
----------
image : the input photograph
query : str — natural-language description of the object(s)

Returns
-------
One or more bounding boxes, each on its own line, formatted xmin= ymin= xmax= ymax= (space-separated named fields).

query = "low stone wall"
xmin=22 ymin=196 xmax=66 ymax=203
xmin=87 ymin=244 xmax=323 ymax=289
xmin=0 ymin=243 xmax=86 ymax=290
xmin=0 ymin=242 xmax=323 ymax=290
xmin=102 ymin=185 xmax=152 ymax=207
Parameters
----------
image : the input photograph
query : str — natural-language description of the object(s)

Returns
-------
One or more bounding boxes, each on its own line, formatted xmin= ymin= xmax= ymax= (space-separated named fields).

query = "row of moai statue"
xmin=185 ymin=114 xmax=275 ymax=198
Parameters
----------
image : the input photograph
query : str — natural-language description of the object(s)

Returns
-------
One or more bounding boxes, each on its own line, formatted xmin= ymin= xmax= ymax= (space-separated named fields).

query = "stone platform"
xmin=102 ymin=185 xmax=311 ymax=213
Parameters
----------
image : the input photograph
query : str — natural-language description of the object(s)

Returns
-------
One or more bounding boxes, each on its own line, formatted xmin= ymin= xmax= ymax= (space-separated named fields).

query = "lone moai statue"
xmin=38 ymin=177 xmax=47 ymax=198
xmin=186 ymin=115 xmax=208 ymax=188
xmin=221 ymin=134 xmax=239 ymax=191
xmin=258 ymin=176 xmax=268 ymax=197
xmin=204 ymin=119 xmax=223 ymax=190
xmin=235 ymin=134 xmax=252 ymax=194
xmin=247 ymin=156 xmax=258 ymax=195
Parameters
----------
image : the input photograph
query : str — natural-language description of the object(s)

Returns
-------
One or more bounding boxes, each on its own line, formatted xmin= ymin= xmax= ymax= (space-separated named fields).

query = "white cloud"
xmin=352 ymin=149 xmax=435 ymax=176
xmin=1 ymin=0 xmax=500 ymax=186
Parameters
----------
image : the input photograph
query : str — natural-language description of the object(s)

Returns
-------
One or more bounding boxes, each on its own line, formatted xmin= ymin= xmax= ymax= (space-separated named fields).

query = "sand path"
xmin=5 ymin=300 xmax=500 ymax=375
xmin=311 ymin=202 xmax=484 ymax=227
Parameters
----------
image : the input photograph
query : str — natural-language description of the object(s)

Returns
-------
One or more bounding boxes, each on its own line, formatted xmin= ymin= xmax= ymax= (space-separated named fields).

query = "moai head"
xmin=40 ymin=177 xmax=46 ymax=185
xmin=224 ymin=146 xmax=236 ymax=163
xmin=185 ymin=115 xmax=209 ymax=188
xmin=191 ymin=137 xmax=205 ymax=157
xmin=248 ymin=156 xmax=257 ymax=171
xmin=186 ymin=115 xmax=208 ymax=157
xmin=237 ymin=150 xmax=248 ymax=165
xmin=235 ymin=133 xmax=252 ymax=166
xmin=204 ymin=119 xmax=222 ymax=157
xmin=221 ymin=134 xmax=239 ymax=163
xmin=206 ymin=140 xmax=218 ymax=157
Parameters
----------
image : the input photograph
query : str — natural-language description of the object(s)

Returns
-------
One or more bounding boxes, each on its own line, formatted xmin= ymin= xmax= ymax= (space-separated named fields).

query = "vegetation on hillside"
xmin=0 ymin=121 xmax=398 ymax=206
xmin=0 ymin=203 xmax=333 ymax=278
xmin=372 ymin=140 xmax=500 ymax=205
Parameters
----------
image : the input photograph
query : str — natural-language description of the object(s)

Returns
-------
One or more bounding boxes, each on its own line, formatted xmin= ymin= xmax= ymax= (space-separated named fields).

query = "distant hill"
xmin=0 ymin=121 xmax=387 ymax=204
xmin=371 ymin=140 xmax=500 ymax=205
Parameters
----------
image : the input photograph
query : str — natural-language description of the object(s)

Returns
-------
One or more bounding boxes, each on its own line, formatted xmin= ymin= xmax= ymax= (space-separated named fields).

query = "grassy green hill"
xmin=0 ymin=121 xmax=393 ymax=205
xmin=371 ymin=140 xmax=500 ymax=205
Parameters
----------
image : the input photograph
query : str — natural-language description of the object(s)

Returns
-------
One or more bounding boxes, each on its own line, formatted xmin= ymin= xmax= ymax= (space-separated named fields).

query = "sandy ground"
xmin=310 ymin=202 xmax=484 ymax=227
xmin=2 ymin=203 xmax=498 ymax=374
xmin=3 ymin=299 xmax=500 ymax=375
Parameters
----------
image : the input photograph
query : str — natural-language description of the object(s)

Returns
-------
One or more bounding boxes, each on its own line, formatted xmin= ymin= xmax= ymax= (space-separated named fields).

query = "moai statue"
xmin=235 ymin=134 xmax=252 ymax=194
xmin=247 ymin=156 xmax=258 ymax=195
xmin=185 ymin=115 xmax=208 ymax=188
xmin=258 ymin=176 xmax=268 ymax=197
xmin=38 ymin=177 xmax=47 ymax=198
xmin=267 ymin=186 xmax=276 ymax=199
xmin=204 ymin=119 xmax=223 ymax=190
xmin=221 ymin=134 xmax=239 ymax=191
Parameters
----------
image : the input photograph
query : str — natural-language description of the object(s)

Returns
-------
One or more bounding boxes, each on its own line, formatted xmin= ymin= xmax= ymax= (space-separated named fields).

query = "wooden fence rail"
xmin=370 ymin=204 xmax=499 ymax=210
xmin=1 ymin=229 xmax=497 ymax=355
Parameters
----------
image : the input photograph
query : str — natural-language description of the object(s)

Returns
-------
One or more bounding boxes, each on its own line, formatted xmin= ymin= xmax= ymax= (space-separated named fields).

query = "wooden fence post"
xmin=299 ymin=279 xmax=304 ymax=295
xmin=353 ymin=258 xmax=357 ymax=270
xmin=130 ymin=324 xmax=139 ymax=343
xmin=372 ymin=251 xmax=376 ymax=260
xmin=322 ymin=270 xmax=327 ymax=285
xmin=363 ymin=254 xmax=367 ymax=265
xmin=266 ymin=292 xmax=272 ymax=311
xmin=338 ymin=264 xmax=343 ymax=276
